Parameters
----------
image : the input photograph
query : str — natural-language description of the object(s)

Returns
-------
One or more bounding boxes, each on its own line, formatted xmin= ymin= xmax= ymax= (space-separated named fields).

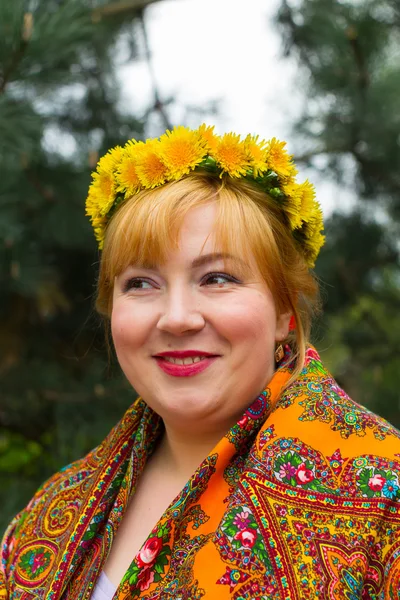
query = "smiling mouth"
xmin=153 ymin=354 xmax=219 ymax=377
xmin=153 ymin=350 xmax=219 ymax=365
xmin=161 ymin=356 xmax=210 ymax=365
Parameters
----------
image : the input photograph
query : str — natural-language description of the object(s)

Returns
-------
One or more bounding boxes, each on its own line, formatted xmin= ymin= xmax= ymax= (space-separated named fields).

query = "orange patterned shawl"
xmin=1 ymin=346 xmax=400 ymax=599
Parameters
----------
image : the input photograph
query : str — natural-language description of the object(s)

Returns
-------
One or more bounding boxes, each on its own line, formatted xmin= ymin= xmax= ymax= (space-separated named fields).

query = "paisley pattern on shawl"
xmin=1 ymin=346 xmax=400 ymax=600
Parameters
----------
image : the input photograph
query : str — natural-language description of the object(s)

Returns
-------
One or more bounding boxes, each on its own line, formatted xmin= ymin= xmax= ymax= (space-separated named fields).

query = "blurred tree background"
xmin=0 ymin=0 xmax=399 ymax=533
xmin=276 ymin=0 xmax=400 ymax=425
xmin=0 ymin=0 xmax=160 ymax=533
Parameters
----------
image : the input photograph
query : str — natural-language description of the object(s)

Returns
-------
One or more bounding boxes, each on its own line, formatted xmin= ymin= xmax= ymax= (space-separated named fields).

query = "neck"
xmin=151 ymin=424 xmax=226 ymax=481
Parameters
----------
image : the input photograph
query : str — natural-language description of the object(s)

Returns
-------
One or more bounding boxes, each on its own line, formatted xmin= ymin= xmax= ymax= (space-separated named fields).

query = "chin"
xmin=150 ymin=391 xmax=221 ymax=423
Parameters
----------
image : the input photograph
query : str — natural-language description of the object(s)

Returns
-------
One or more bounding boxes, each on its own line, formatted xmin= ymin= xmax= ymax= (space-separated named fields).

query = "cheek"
xmin=111 ymin=302 xmax=148 ymax=353
xmin=214 ymin=294 xmax=276 ymax=344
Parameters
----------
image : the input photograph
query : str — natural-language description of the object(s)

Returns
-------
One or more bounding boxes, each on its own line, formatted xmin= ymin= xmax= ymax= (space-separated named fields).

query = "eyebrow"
xmin=191 ymin=252 xmax=246 ymax=268
xmin=137 ymin=252 xmax=247 ymax=270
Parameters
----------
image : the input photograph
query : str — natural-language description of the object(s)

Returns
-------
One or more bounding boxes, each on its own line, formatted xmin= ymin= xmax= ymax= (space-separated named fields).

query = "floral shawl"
xmin=1 ymin=347 xmax=400 ymax=600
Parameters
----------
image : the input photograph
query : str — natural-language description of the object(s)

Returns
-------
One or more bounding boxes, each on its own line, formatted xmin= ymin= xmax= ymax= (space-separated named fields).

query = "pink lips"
xmin=153 ymin=350 xmax=219 ymax=378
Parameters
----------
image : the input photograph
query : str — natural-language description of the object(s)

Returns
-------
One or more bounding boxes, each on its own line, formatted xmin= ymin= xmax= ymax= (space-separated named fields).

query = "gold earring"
xmin=275 ymin=344 xmax=284 ymax=363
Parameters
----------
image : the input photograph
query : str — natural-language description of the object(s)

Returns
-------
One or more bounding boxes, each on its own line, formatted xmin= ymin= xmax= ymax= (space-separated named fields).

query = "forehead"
xmin=173 ymin=203 xmax=218 ymax=254
xmin=102 ymin=179 xmax=275 ymax=284
xmin=133 ymin=207 xmax=254 ymax=276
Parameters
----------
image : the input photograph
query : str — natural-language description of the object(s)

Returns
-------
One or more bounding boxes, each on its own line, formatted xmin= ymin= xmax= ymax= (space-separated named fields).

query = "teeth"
xmin=163 ymin=356 xmax=207 ymax=365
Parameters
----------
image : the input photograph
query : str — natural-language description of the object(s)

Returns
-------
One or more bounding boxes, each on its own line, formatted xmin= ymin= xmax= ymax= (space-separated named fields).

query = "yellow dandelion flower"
xmin=85 ymin=186 xmax=98 ymax=218
xmin=305 ymin=230 xmax=325 ymax=268
xmin=135 ymin=140 xmax=168 ymax=189
xmin=197 ymin=123 xmax=218 ymax=153
xmin=116 ymin=141 xmax=144 ymax=197
xmin=85 ymin=145 xmax=123 ymax=219
xmin=97 ymin=145 xmax=124 ymax=175
xmin=282 ymin=182 xmax=303 ymax=230
xmin=244 ymin=134 xmax=269 ymax=177
xmin=266 ymin=138 xmax=294 ymax=178
xmin=297 ymin=180 xmax=317 ymax=222
xmin=158 ymin=126 xmax=207 ymax=179
xmin=213 ymin=133 xmax=249 ymax=178
xmin=92 ymin=171 xmax=118 ymax=216
xmin=302 ymin=208 xmax=325 ymax=267
xmin=92 ymin=215 xmax=107 ymax=248
xmin=84 ymin=126 xmax=325 ymax=264
xmin=306 ymin=206 xmax=324 ymax=236
xmin=283 ymin=164 xmax=299 ymax=185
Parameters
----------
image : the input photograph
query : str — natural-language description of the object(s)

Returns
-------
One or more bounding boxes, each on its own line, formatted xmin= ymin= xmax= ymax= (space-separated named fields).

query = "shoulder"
xmin=256 ymin=346 xmax=400 ymax=502
xmin=1 ymin=452 xmax=95 ymax=556
xmin=0 ymin=399 xmax=144 ymax=582
xmin=277 ymin=345 xmax=400 ymax=445
xmin=0 ymin=451 xmax=93 ymax=593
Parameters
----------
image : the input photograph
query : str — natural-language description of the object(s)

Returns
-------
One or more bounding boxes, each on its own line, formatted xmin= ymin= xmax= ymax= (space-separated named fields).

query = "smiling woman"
xmin=110 ymin=201 xmax=292 ymax=440
xmin=1 ymin=126 xmax=400 ymax=600
xmin=97 ymin=171 xmax=318 ymax=381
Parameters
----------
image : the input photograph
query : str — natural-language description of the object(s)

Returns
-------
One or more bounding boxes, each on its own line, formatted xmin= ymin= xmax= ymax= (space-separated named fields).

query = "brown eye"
xmin=201 ymin=272 xmax=240 ymax=286
xmin=123 ymin=278 xmax=155 ymax=292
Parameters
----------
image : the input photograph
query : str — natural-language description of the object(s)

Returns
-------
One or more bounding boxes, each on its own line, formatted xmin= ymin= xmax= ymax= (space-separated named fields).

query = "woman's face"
xmin=111 ymin=203 xmax=290 ymax=435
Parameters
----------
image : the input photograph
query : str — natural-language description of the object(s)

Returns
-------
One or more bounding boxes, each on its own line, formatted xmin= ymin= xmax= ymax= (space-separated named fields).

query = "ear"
xmin=275 ymin=310 xmax=292 ymax=342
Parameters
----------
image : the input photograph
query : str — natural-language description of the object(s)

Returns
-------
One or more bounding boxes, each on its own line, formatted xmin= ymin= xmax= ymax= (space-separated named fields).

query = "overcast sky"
xmin=120 ymin=0 xmax=298 ymax=137
xmin=119 ymin=0 xmax=357 ymax=216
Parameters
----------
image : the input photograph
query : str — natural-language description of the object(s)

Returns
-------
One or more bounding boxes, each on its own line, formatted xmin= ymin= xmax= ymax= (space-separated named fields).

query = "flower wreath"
xmin=85 ymin=124 xmax=325 ymax=266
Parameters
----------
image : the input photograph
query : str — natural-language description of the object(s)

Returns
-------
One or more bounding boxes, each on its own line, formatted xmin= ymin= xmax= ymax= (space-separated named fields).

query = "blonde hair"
xmin=96 ymin=172 xmax=320 ymax=383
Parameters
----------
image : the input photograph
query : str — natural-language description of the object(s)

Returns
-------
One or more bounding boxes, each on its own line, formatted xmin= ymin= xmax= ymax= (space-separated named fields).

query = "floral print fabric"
xmin=1 ymin=346 xmax=400 ymax=599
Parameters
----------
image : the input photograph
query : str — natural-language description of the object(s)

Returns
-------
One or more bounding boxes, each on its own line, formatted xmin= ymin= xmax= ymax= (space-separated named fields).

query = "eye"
xmin=122 ymin=277 xmax=156 ymax=292
xmin=201 ymin=272 xmax=240 ymax=286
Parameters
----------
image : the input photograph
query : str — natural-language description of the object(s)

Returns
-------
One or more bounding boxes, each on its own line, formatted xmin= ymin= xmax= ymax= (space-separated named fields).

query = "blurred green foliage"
xmin=0 ymin=0 xmax=146 ymax=533
xmin=277 ymin=0 xmax=400 ymax=423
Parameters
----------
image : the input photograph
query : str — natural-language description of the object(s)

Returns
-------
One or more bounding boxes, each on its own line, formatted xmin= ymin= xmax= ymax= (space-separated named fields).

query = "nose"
xmin=156 ymin=284 xmax=205 ymax=335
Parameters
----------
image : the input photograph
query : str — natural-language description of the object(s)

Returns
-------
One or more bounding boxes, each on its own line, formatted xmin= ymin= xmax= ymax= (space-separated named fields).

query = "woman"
xmin=1 ymin=125 xmax=400 ymax=600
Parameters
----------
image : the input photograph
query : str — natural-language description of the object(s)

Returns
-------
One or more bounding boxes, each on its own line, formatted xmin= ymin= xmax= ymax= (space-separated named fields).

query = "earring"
xmin=275 ymin=344 xmax=284 ymax=363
